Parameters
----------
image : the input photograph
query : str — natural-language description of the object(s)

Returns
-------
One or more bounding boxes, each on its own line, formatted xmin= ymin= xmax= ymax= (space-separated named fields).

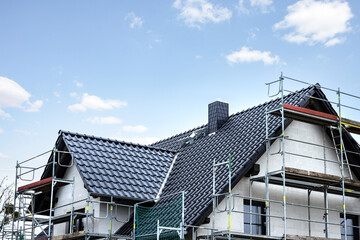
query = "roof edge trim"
xmin=156 ymin=152 xmax=179 ymax=199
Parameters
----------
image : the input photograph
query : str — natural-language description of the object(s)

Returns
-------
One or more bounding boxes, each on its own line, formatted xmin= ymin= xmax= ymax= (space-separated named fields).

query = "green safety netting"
xmin=135 ymin=194 xmax=183 ymax=240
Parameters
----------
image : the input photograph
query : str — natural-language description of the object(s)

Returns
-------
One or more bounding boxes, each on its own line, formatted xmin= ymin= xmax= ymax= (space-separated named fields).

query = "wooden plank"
xmin=18 ymin=177 xmax=70 ymax=193
xmin=271 ymin=104 xmax=338 ymax=126
xmin=284 ymin=167 xmax=360 ymax=191
xmin=342 ymin=117 xmax=360 ymax=128
xmin=287 ymin=235 xmax=340 ymax=240
xmin=262 ymin=168 xmax=360 ymax=193
xmin=52 ymin=231 xmax=86 ymax=240
xmin=263 ymin=176 xmax=360 ymax=198
xmin=212 ymin=231 xmax=282 ymax=240
xmin=283 ymin=104 xmax=338 ymax=121
xmin=342 ymin=117 xmax=360 ymax=134
xmin=271 ymin=104 xmax=360 ymax=134
xmin=18 ymin=177 xmax=52 ymax=192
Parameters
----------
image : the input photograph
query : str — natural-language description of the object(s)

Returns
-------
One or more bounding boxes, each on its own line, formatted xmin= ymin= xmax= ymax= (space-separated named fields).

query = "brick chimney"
xmin=208 ymin=101 xmax=229 ymax=134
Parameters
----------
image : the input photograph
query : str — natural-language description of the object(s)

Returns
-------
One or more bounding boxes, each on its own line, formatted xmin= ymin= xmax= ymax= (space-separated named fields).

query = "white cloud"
xmin=250 ymin=0 xmax=273 ymax=13
xmin=58 ymin=66 xmax=63 ymax=75
xmin=68 ymin=93 xmax=127 ymax=112
xmin=325 ymin=37 xmax=345 ymax=47
xmin=0 ymin=128 xmax=3 ymax=134
xmin=0 ymin=77 xmax=30 ymax=108
xmin=237 ymin=0 xmax=273 ymax=14
xmin=0 ymin=152 xmax=10 ymax=159
xmin=70 ymin=92 xmax=78 ymax=98
xmin=54 ymin=91 xmax=60 ymax=97
xmin=15 ymin=129 xmax=31 ymax=135
xmin=0 ymin=109 xmax=11 ymax=119
xmin=73 ymin=80 xmax=83 ymax=87
xmin=237 ymin=0 xmax=250 ymax=14
xmin=247 ymin=27 xmax=259 ymax=41
xmin=273 ymin=0 xmax=353 ymax=46
xmin=0 ymin=76 xmax=43 ymax=112
xmin=125 ymin=12 xmax=143 ymax=29
xmin=24 ymin=100 xmax=43 ymax=112
xmin=226 ymin=46 xmax=280 ymax=65
xmin=113 ymin=136 xmax=160 ymax=145
xmin=122 ymin=125 xmax=148 ymax=134
xmin=173 ymin=0 xmax=232 ymax=28
xmin=86 ymin=116 xmax=122 ymax=125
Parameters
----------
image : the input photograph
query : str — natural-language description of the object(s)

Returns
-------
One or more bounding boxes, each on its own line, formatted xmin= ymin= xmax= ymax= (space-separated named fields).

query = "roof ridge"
xmin=152 ymin=84 xmax=317 ymax=146
xmin=229 ymin=83 xmax=318 ymax=118
xmin=58 ymin=130 xmax=176 ymax=154
xmin=151 ymin=125 xmax=207 ymax=146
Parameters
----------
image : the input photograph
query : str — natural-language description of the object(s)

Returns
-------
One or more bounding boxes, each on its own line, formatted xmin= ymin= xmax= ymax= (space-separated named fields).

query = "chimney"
xmin=208 ymin=101 xmax=229 ymax=134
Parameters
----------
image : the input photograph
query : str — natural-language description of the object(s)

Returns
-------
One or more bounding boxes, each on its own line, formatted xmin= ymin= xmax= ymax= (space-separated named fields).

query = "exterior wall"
xmin=198 ymin=120 xmax=360 ymax=239
xmin=53 ymin=163 xmax=88 ymax=236
xmin=53 ymin=162 xmax=133 ymax=237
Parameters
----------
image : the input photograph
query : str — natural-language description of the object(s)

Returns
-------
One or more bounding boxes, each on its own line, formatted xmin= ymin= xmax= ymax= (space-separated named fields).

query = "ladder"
xmin=329 ymin=127 xmax=353 ymax=180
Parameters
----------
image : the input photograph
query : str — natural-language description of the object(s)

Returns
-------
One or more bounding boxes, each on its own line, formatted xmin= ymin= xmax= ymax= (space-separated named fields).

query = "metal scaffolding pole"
xmin=323 ymin=186 xmax=329 ymax=238
xmin=212 ymin=155 xmax=232 ymax=240
xmin=11 ymin=162 xmax=19 ymax=240
xmin=308 ymin=190 xmax=311 ymax=237
xmin=280 ymin=74 xmax=287 ymax=240
xmin=338 ymin=88 xmax=347 ymax=239
xmin=212 ymin=159 xmax=216 ymax=240
xmin=48 ymin=149 xmax=56 ymax=238
xmin=85 ymin=193 xmax=90 ymax=240
xmin=110 ymin=196 xmax=113 ymax=240
xmin=228 ymin=154 xmax=232 ymax=240
xmin=181 ymin=191 xmax=185 ymax=240
xmin=265 ymin=106 xmax=270 ymax=237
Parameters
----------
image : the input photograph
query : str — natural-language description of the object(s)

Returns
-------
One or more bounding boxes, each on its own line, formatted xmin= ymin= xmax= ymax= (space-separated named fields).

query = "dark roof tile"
xmin=150 ymin=85 xmax=317 ymax=227
xmin=58 ymin=131 xmax=177 ymax=201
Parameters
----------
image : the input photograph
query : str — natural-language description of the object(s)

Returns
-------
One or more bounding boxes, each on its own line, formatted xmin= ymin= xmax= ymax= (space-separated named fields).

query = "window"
xmin=244 ymin=200 xmax=266 ymax=235
xmin=340 ymin=214 xmax=359 ymax=240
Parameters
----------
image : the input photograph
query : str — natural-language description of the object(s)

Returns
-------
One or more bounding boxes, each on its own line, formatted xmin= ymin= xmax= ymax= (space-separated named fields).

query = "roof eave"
xmin=90 ymin=192 xmax=149 ymax=203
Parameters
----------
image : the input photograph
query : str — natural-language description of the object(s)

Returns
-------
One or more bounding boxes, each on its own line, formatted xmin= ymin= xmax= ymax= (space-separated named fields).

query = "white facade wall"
xmin=53 ymin=163 xmax=133 ymax=237
xmin=198 ymin=120 xmax=360 ymax=239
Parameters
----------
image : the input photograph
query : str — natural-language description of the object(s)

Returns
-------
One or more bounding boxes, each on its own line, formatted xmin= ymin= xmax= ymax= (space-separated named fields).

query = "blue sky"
xmin=0 ymin=0 xmax=360 ymax=183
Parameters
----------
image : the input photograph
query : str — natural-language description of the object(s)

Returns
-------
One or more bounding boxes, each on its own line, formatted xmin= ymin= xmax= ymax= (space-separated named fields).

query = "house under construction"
xmin=1 ymin=75 xmax=360 ymax=240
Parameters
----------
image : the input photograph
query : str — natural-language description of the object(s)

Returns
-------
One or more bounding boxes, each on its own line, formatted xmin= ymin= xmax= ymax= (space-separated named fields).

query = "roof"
xmin=149 ymin=85 xmax=318 ymax=227
xmin=49 ymin=131 xmax=177 ymax=201
xmin=116 ymin=85 xmax=326 ymax=235
xmin=35 ymin=83 xmax=360 ymax=236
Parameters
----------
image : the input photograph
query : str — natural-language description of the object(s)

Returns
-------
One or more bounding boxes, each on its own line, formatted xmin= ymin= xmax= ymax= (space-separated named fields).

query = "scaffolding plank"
xmin=51 ymin=231 xmax=101 ymax=240
xmin=283 ymin=167 xmax=360 ymax=191
xmin=287 ymin=235 xmax=340 ymax=240
xmin=211 ymin=231 xmax=282 ymax=240
xmin=254 ymin=176 xmax=360 ymax=198
xmin=258 ymin=167 xmax=360 ymax=195
xmin=18 ymin=177 xmax=69 ymax=193
xmin=18 ymin=177 xmax=52 ymax=192
xmin=271 ymin=104 xmax=338 ymax=126
xmin=38 ymin=212 xmax=87 ymax=225
xmin=342 ymin=117 xmax=360 ymax=134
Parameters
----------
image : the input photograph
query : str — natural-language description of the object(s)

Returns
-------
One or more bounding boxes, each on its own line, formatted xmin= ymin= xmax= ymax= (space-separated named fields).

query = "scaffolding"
xmin=1 ymin=148 xmax=133 ymax=240
xmin=133 ymin=191 xmax=185 ymax=240
xmin=206 ymin=74 xmax=360 ymax=240
xmin=2 ymin=74 xmax=360 ymax=240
